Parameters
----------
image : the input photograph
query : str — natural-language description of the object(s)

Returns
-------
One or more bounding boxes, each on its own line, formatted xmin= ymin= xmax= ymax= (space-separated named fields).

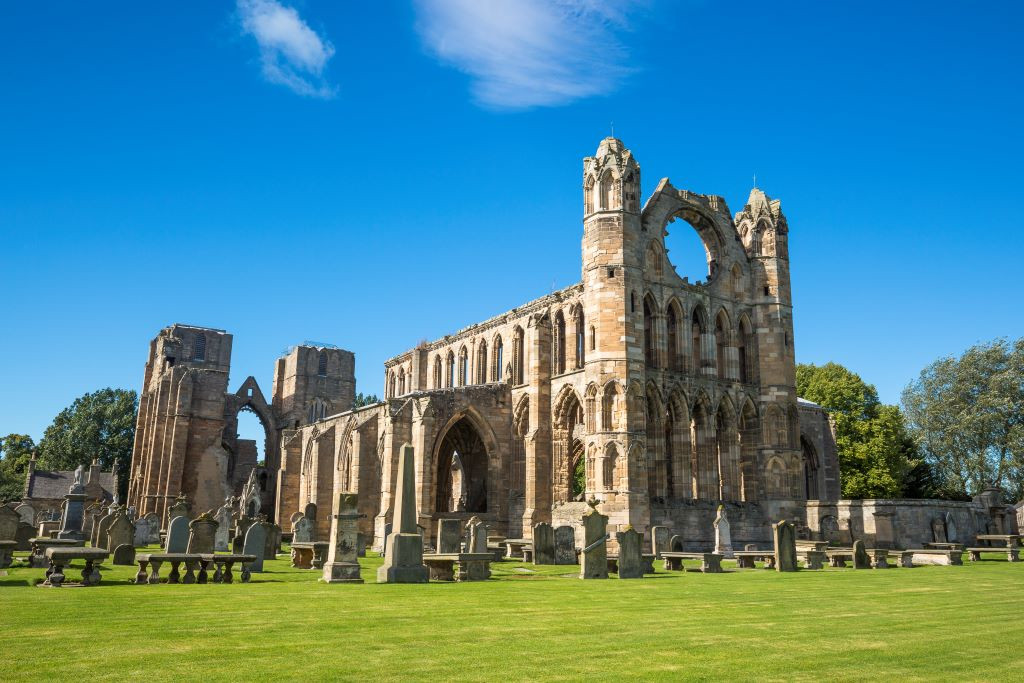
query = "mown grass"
xmin=1 ymin=547 xmax=1022 ymax=682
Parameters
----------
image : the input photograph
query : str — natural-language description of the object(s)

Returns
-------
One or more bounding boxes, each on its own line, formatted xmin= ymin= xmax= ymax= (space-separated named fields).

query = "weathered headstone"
xmin=94 ymin=509 xmax=117 ymax=550
xmin=580 ymin=502 xmax=609 ymax=579
xmin=616 ymin=527 xmax=643 ymax=579
xmin=533 ymin=522 xmax=555 ymax=565
xmin=554 ymin=525 xmax=576 ymax=564
xmin=852 ymin=539 xmax=871 ymax=569
xmin=466 ymin=516 xmax=488 ymax=554
xmin=165 ymin=515 xmax=189 ymax=553
xmin=381 ymin=522 xmax=393 ymax=557
xmin=166 ymin=494 xmax=192 ymax=528
xmin=669 ymin=534 xmax=684 ymax=552
xmin=0 ymin=505 xmax=18 ymax=541
xmin=377 ymin=444 xmax=428 ymax=583
xmin=112 ymin=543 xmax=136 ymax=566
xmin=142 ymin=513 xmax=160 ymax=544
xmin=57 ymin=466 xmax=87 ymax=540
xmin=15 ymin=522 xmax=34 ymax=551
xmin=293 ymin=515 xmax=315 ymax=543
xmin=322 ymin=493 xmax=363 ymax=583
xmin=14 ymin=503 xmax=35 ymax=526
xmin=243 ymin=522 xmax=268 ymax=572
xmin=436 ymin=518 xmax=461 ymax=554
xmin=134 ymin=518 xmax=151 ymax=546
xmin=945 ymin=512 xmax=958 ymax=543
xmin=303 ymin=502 xmax=318 ymax=524
xmin=714 ymin=505 xmax=734 ymax=558
xmin=233 ymin=516 xmax=254 ymax=553
xmin=214 ymin=505 xmax=232 ymax=551
xmin=264 ymin=521 xmax=279 ymax=560
xmin=651 ymin=525 xmax=669 ymax=559
xmin=773 ymin=519 xmax=797 ymax=572
xmin=105 ymin=511 xmax=134 ymax=552
xmin=187 ymin=513 xmax=218 ymax=554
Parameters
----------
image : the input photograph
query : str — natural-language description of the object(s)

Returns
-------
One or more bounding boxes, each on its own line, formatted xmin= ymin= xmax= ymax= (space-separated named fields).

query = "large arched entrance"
xmin=553 ymin=387 xmax=586 ymax=503
xmin=435 ymin=416 xmax=489 ymax=513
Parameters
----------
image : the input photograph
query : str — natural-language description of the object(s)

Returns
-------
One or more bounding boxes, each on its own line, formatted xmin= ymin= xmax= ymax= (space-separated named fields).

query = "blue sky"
xmin=1 ymin=0 xmax=1022 ymax=447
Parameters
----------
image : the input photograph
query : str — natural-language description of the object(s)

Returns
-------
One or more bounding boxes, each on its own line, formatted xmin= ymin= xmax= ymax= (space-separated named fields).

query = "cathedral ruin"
xmin=128 ymin=137 xmax=842 ymax=548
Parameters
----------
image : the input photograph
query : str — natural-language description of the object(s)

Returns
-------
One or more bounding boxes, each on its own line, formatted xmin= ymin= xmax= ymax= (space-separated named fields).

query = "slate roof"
xmin=26 ymin=469 xmax=116 ymax=500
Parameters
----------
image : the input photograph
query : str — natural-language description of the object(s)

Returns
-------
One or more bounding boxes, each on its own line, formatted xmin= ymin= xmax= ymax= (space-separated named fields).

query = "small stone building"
xmin=21 ymin=457 xmax=117 ymax=523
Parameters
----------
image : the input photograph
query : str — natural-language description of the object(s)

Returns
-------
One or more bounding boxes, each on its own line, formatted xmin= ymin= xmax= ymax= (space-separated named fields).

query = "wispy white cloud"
xmin=413 ymin=0 xmax=643 ymax=110
xmin=237 ymin=0 xmax=336 ymax=98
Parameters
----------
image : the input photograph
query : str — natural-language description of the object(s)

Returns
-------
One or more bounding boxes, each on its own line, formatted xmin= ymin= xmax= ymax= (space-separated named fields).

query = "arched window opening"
xmin=397 ymin=368 xmax=405 ymax=396
xmin=193 ymin=334 xmax=206 ymax=362
xmin=574 ymin=309 xmax=585 ymax=369
xmin=235 ymin=407 xmax=268 ymax=468
xmin=513 ymin=327 xmax=525 ymax=385
xmin=446 ymin=351 xmax=455 ymax=389
xmin=667 ymin=304 xmax=679 ymax=370
xmin=803 ymin=436 xmax=819 ymax=500
xmin=599 ymin=172 xmax=616 ymax=210
xmin=589 ymin=325 xmax=596 ymax=351
xmin=664 ymin=214 xmax=713 ymax=282
xmin=492 ymin=336 xmax=504 ymax=382
xmin=553 ymin=311 xmax=566 ymax=375
xmin=458 ymin=347 xmax=469 ymax=386
xmin=435 ymin=417 xmax=489 ymax=513
xmin=691 ymin=308 xmax=705 ymax=374
xmin=476 ymin=340 xmax=488 ymax=384
xmin=603 ymin=443 xmax=618 ymax=490
xmin=317 ymin=351 xmax=327 ymax=377
xmin=643 ymin=297 xmax=656 ymax=368
xmin=584 ymin=175 xmax=595 ymax=215
xmin=387 ymin=372 xmax=396 ymax=399
xmin=433 ymin=356 xmax=442 ymax=389
xmin=715 ymin=314 xmax=729 ymax=380
xmin=624 ymin=172 xmax=638 ymax=212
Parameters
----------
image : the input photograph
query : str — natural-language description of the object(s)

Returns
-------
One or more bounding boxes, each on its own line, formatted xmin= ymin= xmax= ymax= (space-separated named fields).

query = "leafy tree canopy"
xmin=353 ymin=392 xmax=381 ymax=409
xmin=36 ymin=388 xmax=138 ymax=498
xmin=797 ymin=362 xmax=918 ymax=499
xmin=0 ymin=433 xmax=36 ymax=501
xmin=902 ymin=337 xmax=1023 ymax=501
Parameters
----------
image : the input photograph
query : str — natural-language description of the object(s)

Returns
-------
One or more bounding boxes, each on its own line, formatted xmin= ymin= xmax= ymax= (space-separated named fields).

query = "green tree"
xmin=902 ymin=337 xmax=1024 ymax=500
xmin=797 ymin=362 xmax=918 ymax=498
xmin=0 ymin=433 xmax=36 ymax=501
xmin=36 ymin=388 xmax=138 ymax=499
xmin=353 ymin=392 xmax=381 ymax=409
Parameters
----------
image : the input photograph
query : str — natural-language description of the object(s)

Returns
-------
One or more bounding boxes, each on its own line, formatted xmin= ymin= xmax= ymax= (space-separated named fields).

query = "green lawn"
xmin=2 ymin=548 xmax=1022 ymax=681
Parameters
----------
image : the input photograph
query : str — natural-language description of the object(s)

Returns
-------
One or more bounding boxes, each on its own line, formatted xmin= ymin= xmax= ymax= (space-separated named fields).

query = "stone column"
xmin=522 ymin=314 xmax=552 ymax=538
xmin=322 ymin=493 xmax=364 ymax=583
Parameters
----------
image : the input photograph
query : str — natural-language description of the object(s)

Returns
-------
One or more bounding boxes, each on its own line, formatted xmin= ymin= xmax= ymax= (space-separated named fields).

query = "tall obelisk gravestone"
xmin=377 ymin=443 xmax=428 ymax=583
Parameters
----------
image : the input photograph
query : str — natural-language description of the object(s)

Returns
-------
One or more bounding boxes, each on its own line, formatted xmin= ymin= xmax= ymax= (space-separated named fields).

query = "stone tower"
xmin=127 ymin=324 xmax=232 ymax=522
xmin=272 ymin=344 xmax=356 ymax=429
xmin=580 ymin=137 xmax=650 ymax=532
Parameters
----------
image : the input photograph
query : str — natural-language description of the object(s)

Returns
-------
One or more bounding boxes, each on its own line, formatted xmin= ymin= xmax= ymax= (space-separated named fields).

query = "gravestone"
xmin=945 ymin=512 xmax=958 ymax=543
xmin=466 ymin=516 xmax=488 ymax=554
xmin=233 ymin=516 xmax=254 ymax=553
xmin=377 ymin=444 xmax=428 ymax=583
xmin=166 ymin=494 xmax=192 ymax=528
xmin=14 ymin=503 xmax=35 ymax=526
xmin=651 ymin=525 xmax=669 ymax=559
xmin=714 ymin=505 xmax=733 ymax=558
xmin=322 ymin=493 xmax=363 ymax=583
xmin=852 ymin=540 xmax=871 ymax=569
xmin=95 ymin=509 xmax=117 ymax=550
xmin=57 ymin=466 xmax=87 ymax=540
xmin=112 ymin=543 xmax=135 ymax=566
xmin=616 ymin=527 xmax=643 ymax=579
xmin=214 ymin=505 xmax=232 ymax=551
xmin=293 ymin=515 xmax=315 ymax=543
xmin=669 ymin=534 xmax=684 ymax=552
xmin=105 ymin=511 xmax=134 ymax=552
xmin=186 ymin=513 xmax=218 ymax=554
xmin=16 ymin=522 xmax=34 ymax=551
xmin=579 ymin=502 xmax=608 ymax=579
xmin=0 ymin=505 xmax=18 ymax=541
xmin=134 ymin=518 xmax=150 ymax=546
xmin=533 ymin=523 xmax=555 ymax=565
xmin=264 ymin=522 xmax=279 ymax=560
xmin=142 ymin=513 xmax=160 ymax=544
xmin=303 ymin=502 xmax=318 ymax=524
xmin=164 ymin=515 xmax=189 ymax=553
xmin=773 ymin=519 xmax=797 ymax=572
xmin=554 ymin=526 xmax=576 ymax=564
xmin=243 ymin=522 xmax=268 ymax=572
xmin=820 ymin=515 xmax=841 ymax=544
xmin=381 ymin=522 xmax=393 ymax=557
xmin=356 ymin=533 xmax=367 ymax=557
xmin=436 ymin=518 xmax=461 ymax=554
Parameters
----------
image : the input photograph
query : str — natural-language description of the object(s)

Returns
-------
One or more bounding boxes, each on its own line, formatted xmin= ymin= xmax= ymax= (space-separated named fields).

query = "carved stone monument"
xmin=57 ymin=465 xmax=87 ymax=541
xmin=580 ymin=501 xmax=608 ymax=579
xmin=773 ymin=519 xmax=797 ymax=572
xmin=616 ymin=527 xmax=643 ymax=579
xmin=377 ymin=443 xmax=428 ymax=583
xmin=554 ymin=525 xmax=576 ymax=565
xmin=187 ymin=512 xmax=219 ymax=554
xmin=714 ymin=505 xmax=733 ymax=558
xmin=322 ymin=492 xmax=364 ymax=583
xmin=533 ymin=522 xmax=555 ymax=565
